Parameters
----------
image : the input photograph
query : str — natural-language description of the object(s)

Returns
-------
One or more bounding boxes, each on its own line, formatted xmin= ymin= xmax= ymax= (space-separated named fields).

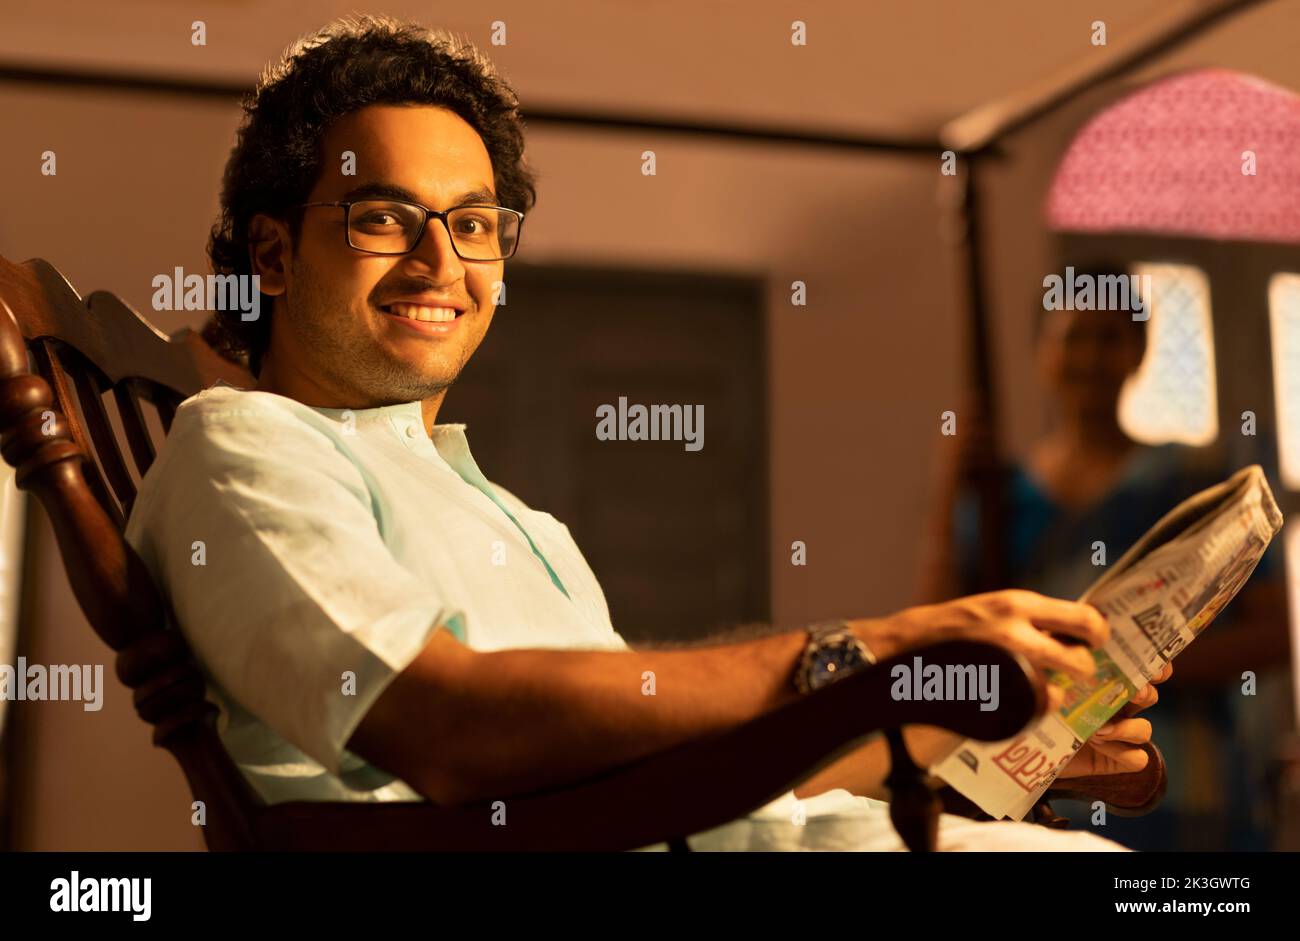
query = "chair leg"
xmin=885 ymin=729 xmax=941 ymax=852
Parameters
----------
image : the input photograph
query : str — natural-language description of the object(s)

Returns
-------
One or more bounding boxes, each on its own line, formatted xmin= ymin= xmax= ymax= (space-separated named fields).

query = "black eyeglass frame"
xmin=299 ymin=198 xmax=525 ymax=261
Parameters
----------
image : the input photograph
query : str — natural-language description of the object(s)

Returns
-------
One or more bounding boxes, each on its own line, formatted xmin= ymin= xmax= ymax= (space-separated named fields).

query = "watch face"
xmin=809 ymin=640 xmax=863 ymax=690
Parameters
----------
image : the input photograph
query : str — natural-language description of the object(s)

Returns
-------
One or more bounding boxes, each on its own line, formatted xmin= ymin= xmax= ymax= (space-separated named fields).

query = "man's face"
xmin=268 ymin=104 xmax=505 ymax=405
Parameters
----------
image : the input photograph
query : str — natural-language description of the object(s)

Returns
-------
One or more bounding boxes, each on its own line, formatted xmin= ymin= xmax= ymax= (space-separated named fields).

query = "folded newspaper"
xmin=931 ymin=464 xmax=1284 ymax=820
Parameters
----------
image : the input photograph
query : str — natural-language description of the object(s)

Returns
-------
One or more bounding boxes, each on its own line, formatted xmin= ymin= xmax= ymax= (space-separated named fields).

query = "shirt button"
xmin=405 ymin=424 xmax=421 ymax=439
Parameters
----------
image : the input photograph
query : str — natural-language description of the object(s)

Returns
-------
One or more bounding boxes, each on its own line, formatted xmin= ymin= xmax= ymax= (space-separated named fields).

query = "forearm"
xmin=407 ymin=628 xmax=810 ymax=802
xmin=359 ymin=589 xmax=1102 ymax=806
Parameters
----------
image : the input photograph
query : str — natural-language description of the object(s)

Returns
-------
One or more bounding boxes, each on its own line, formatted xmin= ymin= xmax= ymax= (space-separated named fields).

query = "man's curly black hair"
xmin=206 ymin=14 xmax=538 ymax=377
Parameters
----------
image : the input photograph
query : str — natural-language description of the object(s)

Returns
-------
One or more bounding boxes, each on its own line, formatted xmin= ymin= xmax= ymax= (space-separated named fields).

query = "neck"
xmin=420 ymin=396 xmax=445 ymax=434
xmin=254 ymin=355 xmax=447 ymax=437
xmin=253 ymin=354 xmax=339 ymax=407
xmin=1054 ymin=411 xmax=1132 ymax=455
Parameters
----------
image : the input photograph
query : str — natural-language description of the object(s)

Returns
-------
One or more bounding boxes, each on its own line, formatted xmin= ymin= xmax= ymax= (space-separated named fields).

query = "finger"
xmin=1154 ymin=662 xmax=1174 ymax=684
xmin=1093 ymin=717 xmax=1152 ymax=745
xmin=1002 ymin=620 xmax=1098 ymax=685
xmin=1046 ymin=682 xmax=1066 ymax=714
xmin=1084 ymin=738 xmax=1151 ymax=773
xmin=990 ymin=591 xmax=1110 ymax=647
xmin=1056 ymin=744 xmax=1089 ymax=778
xmin=1122 ymin=684 xmax=1158 ymax=715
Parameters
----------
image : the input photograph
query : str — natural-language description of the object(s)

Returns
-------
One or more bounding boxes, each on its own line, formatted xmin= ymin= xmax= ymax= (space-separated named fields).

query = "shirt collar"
xmin=304 ymin=396 xmax=479 ymax=482
xmin=308 ymin=397 xmax=443 ymax=430
xmin=209 ymin=378 xmax=467 ymax=436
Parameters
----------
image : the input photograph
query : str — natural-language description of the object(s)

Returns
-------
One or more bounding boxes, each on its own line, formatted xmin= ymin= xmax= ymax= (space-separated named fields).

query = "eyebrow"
xmin=339 ymin=181 xmax=499 ymax=207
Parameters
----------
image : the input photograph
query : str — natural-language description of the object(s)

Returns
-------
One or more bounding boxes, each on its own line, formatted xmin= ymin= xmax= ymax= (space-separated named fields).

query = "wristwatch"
xmin=794 ymin=619 xmax=877 ymax=694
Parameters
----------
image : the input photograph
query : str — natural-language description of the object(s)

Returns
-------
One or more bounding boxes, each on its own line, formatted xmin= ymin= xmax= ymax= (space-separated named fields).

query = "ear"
xmin=248 ymin=213 xmax=290 ymax=297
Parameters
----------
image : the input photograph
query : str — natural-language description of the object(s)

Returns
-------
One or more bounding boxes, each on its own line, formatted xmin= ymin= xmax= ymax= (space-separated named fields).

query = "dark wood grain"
xmin=1043 ymin=742 xmax=1168 ymax=816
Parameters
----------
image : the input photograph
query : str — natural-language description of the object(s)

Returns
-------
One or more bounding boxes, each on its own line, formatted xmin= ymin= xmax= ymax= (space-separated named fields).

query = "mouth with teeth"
xmin=379 ymin=301 xmax=466 ymax=336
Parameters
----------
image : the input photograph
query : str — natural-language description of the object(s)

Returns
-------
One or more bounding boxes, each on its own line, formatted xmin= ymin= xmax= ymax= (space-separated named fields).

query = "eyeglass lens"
xmin=347 ymin=199 xmax=518 ymax=259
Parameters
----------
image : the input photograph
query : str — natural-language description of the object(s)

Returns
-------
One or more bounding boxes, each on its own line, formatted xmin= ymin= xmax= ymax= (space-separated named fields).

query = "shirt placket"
xmin=391 ymin=414 xmax=572 ymax=600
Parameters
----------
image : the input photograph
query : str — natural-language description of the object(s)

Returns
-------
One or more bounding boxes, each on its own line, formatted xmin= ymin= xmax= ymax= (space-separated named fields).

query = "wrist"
xmin=794 ymin=620 xmax=877 ymax=694
xmin=848 ymin=616 xmax=905 ymax=661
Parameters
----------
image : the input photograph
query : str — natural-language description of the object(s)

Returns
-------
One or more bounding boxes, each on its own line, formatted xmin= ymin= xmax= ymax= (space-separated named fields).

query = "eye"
xmin=355 ymin=210 xmax=403 ymax=228
xmin=454 ymin=213 xmax=496 ymax=237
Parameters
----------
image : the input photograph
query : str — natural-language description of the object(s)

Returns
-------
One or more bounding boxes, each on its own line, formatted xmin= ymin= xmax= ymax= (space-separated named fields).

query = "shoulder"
xmin=486 ymin=479 xmax=528 ymax=512
xmin=171 ymin=384 xmax=339 ymax=439
xmin=1129 ymin=442 xmax=1224 ymax=491
xmin=159 ymin=385 xmax=366 ymax=475
xmin=126 ymin=385 xmax=369 ymax=540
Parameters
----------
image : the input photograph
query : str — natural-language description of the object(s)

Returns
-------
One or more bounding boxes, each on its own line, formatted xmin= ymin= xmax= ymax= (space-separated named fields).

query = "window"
xmin=1118 ymin=262 xmax=1218 ymax=446
xmin=1269 ymin=272 xmax=1300 ymax=489
xmin=1284 ymin=521 xmax=1300 ymax=726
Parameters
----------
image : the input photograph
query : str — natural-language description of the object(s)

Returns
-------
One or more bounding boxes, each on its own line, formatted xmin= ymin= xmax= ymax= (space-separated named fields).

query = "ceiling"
xmin=5 ymin=0 xmax=1292 ymax=140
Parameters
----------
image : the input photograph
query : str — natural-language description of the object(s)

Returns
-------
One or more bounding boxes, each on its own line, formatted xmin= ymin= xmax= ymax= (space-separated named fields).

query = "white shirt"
xmin=124 ymin=381 xmax=1126 ymax=852
xmin=125 ymin=381 xmax=626 ymax=805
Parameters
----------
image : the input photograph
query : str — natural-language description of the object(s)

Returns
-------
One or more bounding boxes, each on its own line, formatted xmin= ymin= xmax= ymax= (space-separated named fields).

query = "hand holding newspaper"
xmin=931 ymin=464 xmax=1284 ymax=820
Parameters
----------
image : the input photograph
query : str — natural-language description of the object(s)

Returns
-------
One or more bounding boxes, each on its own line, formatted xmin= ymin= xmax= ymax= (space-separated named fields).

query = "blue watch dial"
xmin=808 ymin=639 xmax=867 ymax=690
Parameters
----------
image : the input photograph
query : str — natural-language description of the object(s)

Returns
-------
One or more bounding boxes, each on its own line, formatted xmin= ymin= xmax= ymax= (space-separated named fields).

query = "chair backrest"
xmin=0 ymin=253 xmax=260 ymax=849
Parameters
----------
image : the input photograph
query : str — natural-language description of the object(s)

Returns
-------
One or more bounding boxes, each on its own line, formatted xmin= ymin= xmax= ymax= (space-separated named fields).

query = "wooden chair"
xmin=0 ymin=254 xmax=1163 ymax=851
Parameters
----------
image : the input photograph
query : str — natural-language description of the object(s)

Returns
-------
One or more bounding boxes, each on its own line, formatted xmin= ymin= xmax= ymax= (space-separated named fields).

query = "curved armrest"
xmin=1043 ymin=741 xmax=1167 ymax=816
xmin=255 ymin=639 xmax=1046 ymax=851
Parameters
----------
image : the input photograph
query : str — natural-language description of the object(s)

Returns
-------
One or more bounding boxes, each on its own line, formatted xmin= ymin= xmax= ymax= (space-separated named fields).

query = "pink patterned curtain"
xmin=1047 ymin=69 xmax=1300 ymax=243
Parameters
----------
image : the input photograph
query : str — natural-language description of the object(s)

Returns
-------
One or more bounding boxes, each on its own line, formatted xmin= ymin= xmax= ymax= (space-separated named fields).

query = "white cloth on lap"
xmin=678 ymin=789 xmax=1130 ymax=851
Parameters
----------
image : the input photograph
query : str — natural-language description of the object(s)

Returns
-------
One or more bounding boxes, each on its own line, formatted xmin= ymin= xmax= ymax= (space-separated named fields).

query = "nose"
xmin=405 ymin=213 xmax=467 ymax=283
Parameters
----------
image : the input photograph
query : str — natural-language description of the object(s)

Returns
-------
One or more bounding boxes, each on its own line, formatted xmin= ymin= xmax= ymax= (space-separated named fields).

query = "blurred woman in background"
xmin=921 ymin=266 xmax=1291 ymax=849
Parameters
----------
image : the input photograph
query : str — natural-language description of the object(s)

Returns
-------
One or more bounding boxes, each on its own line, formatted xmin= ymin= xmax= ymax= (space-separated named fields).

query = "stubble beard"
xmin=287 ymin=255 xmax=469 ymax=404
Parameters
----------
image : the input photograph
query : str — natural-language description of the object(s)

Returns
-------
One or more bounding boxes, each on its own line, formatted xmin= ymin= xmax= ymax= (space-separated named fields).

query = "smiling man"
xmin=124 ymin=14 xmax=1164 ymax=851
xmin=247 ymin=103 xmax=509 ymax=418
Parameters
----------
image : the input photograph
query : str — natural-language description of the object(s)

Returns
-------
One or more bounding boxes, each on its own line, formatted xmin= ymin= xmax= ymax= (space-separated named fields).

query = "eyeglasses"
xmin=299 ymin=198 xmax=524 ymax=261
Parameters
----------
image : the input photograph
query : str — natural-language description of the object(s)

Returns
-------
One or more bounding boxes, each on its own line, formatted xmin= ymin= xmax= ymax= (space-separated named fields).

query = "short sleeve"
xmin=124 ymin=397 xmax=462 ymax=777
